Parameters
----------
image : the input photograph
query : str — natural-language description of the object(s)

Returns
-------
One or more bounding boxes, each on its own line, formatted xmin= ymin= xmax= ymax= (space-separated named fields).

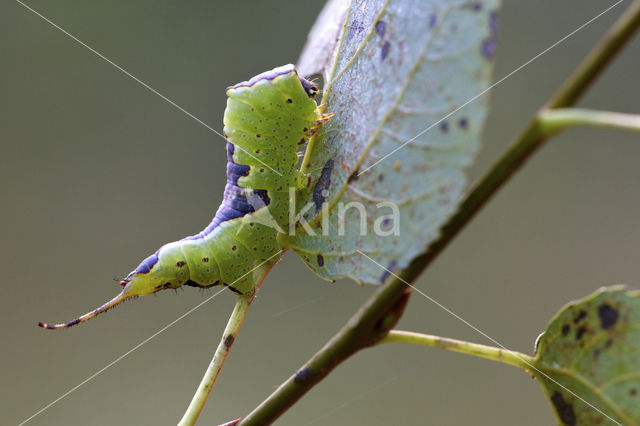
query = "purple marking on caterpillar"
xmin=226 ymin=65 xmax=296 ymax=91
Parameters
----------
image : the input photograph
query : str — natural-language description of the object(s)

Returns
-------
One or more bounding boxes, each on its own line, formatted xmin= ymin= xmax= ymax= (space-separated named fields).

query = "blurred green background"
xmin=2 ymin=1 xmax=639 ymax=425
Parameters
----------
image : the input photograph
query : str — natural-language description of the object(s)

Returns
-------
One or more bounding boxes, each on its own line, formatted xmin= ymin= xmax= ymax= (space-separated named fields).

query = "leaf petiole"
xmin=538 ymin=108 xmax=640 ymax=136
xmin=379 ymin=330 xmax=534 ymax=371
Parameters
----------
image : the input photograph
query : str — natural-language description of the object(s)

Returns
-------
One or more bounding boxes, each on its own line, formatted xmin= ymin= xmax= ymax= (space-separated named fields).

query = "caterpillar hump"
xmin=38 ymin=64 xmax=331 ymax=329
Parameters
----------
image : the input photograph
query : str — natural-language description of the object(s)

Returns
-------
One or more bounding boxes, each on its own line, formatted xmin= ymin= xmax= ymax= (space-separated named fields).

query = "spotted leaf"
xmin=532 ymin=286 xmax=640 ymax=425
xmin=283 ymin=0 xmax=501 ymax=284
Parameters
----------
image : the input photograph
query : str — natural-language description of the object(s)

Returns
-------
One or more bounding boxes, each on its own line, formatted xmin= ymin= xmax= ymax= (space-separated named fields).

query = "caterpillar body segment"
xmin=39 ymin=64 xmax=331 ymax=329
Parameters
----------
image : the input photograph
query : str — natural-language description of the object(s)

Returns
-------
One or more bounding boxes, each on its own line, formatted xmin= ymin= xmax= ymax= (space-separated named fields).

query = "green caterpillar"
xmin=39 ymin=64 xmax=331 ymax=329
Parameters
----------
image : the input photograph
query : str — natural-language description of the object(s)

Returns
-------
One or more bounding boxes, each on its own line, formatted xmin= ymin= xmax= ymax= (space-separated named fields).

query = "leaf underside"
xmin=284 ymin=0 xmax=501 ymax=285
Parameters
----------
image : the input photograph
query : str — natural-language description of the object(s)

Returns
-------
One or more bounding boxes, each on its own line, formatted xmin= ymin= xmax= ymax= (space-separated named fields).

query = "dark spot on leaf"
xmin=459 ymin=117 xmax=469 ymax=129
xmin=482 ymin=38 xmax=497 ymax=59
xmin=561 ymin=324 xmax=570 ymax=337
xmin=294 ymin=367 xmax=311 ymax=383
xmin=462 ymin=1 xmax=482 ymax=11
xmin=176 ymin=261 xmax=186 ymax=268
xmin=378 ymin=174 xmax=384 ymax=182
xmin=481 ymin=10 xmax=500 ymax=60
xmin=489 ymin=10 xmax=500 ymax=33
xmin=313 ymin=159 xmax=334 ymax=211
xmin=574 ymin=310 xmax=587 ymax=323
xmin=604 ymin=337 xmax=613 ymax=348
xmin=317 ymin=254 xmax=324 ymax=267
xmin=381 ymin=41 xmax=391 ymax=61
xmin=440 ymin=121 xmax=449 ymax=133
xmin=202 ymin=257 xmax=209 ymax=262
xmin=348 ymin=19 xmax=364 ymax=40
xmin=286 ymin=98 xmax=292 ymax=104
xmin=575 ymin=326 xmax=586 ymax=340
xmin=429 ymin=13 xmax=438 ymax=28
xmin=598 ymin=304 xmax=618 ymax=330
xmin=630 ymin=388 xmax=637 ymax=396
xmin=551 ymin=392 xmax=576 ymax=425
xmin=224 ymin=335 xmax=235 ymax=348
xmin=375 ymin=20 xmax=386 ymax=37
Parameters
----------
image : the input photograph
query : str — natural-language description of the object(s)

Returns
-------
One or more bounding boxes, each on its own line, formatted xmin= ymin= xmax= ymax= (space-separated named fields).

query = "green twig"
xmin=546 ymin=0 xmax=640 ymax=109
xmin=179 ymin=294 xmax=255 ymax=426
xmin=538 ymin=108 xmax=640 ymax=134
xmin=239 ymin=2 xmax=640 ymax=425
xmin=379 ymin=330 xmax=534 ymax=371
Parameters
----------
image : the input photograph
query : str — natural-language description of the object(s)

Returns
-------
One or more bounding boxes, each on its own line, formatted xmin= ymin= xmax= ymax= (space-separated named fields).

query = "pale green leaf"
xmin=283 ymin=0 xmax=501 ymax=284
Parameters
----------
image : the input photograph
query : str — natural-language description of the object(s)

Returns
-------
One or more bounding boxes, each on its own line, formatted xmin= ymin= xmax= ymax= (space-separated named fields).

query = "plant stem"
xmin=240 ymin=2 xmax=640 ymax=424
xmin=379 ymin=330 xmax=534 ymax=371
xmin=239 ymin=288 xmax=413 ymax=426
xmin=178 ymin=294 xmax=255 ymax=426
xmin=546 ymin=0 xmax=640 ymax=109
xmin=538 ymin=108 xmax=640 ymax=134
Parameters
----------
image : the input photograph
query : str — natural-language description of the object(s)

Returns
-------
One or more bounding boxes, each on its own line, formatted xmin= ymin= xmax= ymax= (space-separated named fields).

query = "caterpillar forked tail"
xmin=38 ymin=291 xmax=131 ymax=330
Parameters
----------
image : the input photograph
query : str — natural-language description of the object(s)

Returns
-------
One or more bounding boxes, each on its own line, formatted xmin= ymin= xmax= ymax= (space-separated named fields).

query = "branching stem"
xmin=238 ymin=1 xmax=640 ymax=424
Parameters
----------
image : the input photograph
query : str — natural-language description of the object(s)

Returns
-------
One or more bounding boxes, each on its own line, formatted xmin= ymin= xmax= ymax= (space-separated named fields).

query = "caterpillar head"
xmin=119 ymin=252 xmax=184 ymax=295
xmin=38 ymin=252 xmax=181 ymax=330
xmin=299 ymin=77 xmax=319 ymax=98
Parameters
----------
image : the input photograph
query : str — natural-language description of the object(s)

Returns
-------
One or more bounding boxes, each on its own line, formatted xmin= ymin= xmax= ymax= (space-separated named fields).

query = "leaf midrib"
xmin=302 ymin=2 xmax=454 ymax=230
